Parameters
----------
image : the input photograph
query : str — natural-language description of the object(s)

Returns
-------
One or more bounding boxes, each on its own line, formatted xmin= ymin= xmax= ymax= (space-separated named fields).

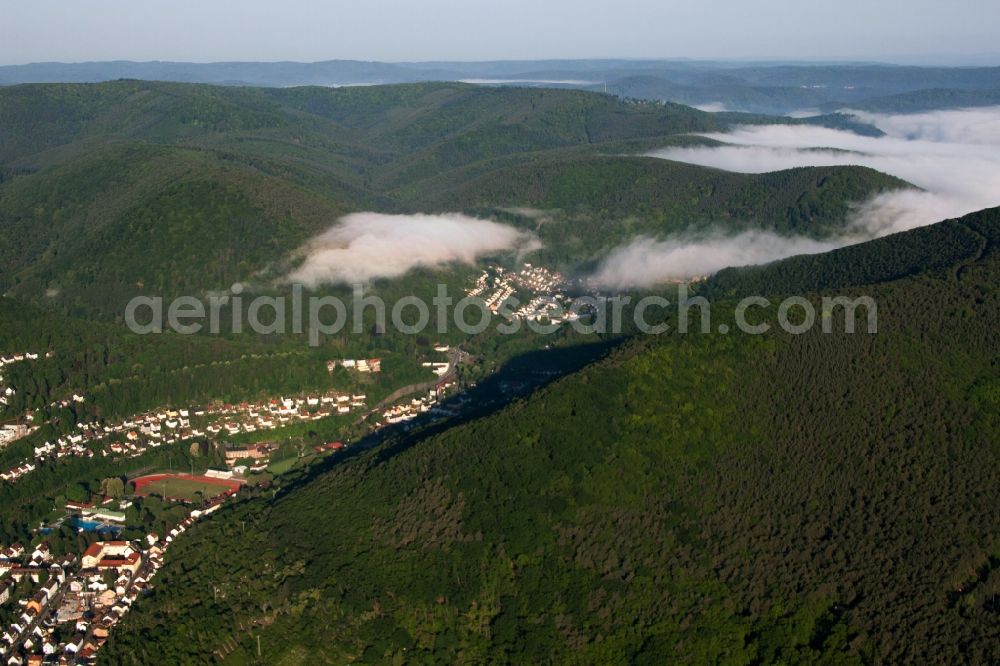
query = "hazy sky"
xmin=2 ymin=0 xmax=998 ymax=65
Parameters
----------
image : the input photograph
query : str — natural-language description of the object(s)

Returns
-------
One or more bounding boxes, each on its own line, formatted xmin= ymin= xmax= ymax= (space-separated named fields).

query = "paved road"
xmin=8 ymin=581 xmax=65 ymax=658
xmin=355 ymin=348 xmax=468 ymax=424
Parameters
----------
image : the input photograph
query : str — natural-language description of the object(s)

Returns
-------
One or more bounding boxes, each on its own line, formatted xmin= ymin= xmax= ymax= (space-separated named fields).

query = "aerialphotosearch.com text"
xmin=124 ymin=283 xmax=878 ymax=345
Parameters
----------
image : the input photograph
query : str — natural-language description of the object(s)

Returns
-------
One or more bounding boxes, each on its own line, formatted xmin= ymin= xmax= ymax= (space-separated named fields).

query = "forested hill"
xmin=100 ymin=208 xmax=1000 ymax=664
xmin=704 ymin=206 xmax=1000 ymax=297
xmin=0 ymin=80 xmax=908 ymax=318
xmin=431 ymin=157 xmax=906 ymax=253
xmin=0 ymin=80 xmax=719 ymax=168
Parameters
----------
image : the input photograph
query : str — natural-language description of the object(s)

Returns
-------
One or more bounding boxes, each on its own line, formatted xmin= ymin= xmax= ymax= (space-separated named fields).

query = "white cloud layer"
xmin=692 ymin=102 xmax=729 ymax=113
xmin=591 ymin=107 xmax=1000 ymax=288
xmin=287 ymin=212 xmax=536 ymax=286
xmin=590 ymin=232 xmax=841 ymax=290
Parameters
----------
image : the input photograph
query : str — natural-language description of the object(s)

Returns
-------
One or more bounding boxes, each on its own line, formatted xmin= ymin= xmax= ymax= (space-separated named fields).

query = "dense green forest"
xmin=0 ymin=296 xmax=432 ymax=431
xmin=441 ymin=157 xmax=904 ymax=259
xmin=702 ymin=208 xmax=997 ymax=298
xmin=98 ymin=210 xmax=1000 ymax=664
xmin=0 ymin=80 xmax=910 ymax=318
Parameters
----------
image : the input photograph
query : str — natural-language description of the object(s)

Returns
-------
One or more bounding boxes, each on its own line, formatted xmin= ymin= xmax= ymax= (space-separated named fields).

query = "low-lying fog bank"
xmin=590 ymin=106 xmax=1000 ymax=288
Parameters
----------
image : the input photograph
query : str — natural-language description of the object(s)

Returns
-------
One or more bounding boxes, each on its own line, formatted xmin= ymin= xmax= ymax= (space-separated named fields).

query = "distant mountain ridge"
xmin=2 ymin=59 xmax=999 ymax=114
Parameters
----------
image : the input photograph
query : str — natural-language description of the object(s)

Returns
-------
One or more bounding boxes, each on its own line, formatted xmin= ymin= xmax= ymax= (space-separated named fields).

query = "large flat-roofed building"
xmin=81 ymin=541 xmax=141 ymax=575
xmin=224 ymin=443 xmax=272 ymax=463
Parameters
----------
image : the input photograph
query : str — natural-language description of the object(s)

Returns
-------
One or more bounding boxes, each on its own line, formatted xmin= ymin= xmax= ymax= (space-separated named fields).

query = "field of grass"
xmin=266 ymin=456 xmax=305 ymax=476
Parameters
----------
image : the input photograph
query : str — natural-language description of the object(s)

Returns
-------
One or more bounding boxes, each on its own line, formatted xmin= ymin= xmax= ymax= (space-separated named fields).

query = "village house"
xmin=64 ymin=634 xmax=84 ymax=655
xmin=41 ymin=579 xmax=59 ymax=603
xmin=315 ymin=441 xmax=345 ymax=454
xmin=41 ymin=638 xmax=58 ymax=656
xmin=48 ymin=565 xmax=66 ymax=585
xmin=29 ymin=544 xmax=50 ymax=564
xmin=26 ymin=592 xmax=44 ymax=615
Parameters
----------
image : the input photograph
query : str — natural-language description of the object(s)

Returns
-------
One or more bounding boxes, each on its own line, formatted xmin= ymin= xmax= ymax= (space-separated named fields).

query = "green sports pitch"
xmin=131 ymin=473 xmax=241 ymax=502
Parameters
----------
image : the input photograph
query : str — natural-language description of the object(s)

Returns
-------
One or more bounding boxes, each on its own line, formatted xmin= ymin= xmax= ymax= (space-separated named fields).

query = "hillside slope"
xmin=0 ymin=143 xmax=362 ymax=312
xmin=703 ymin=207 xmax=998 ymax=297
xmin=101 ymin=208 xmax=1000 ymax=664
xmin=0 ymin=81 xmax=909 ymax=318
xmin=430 ymin=157 xmax=906 ymax=259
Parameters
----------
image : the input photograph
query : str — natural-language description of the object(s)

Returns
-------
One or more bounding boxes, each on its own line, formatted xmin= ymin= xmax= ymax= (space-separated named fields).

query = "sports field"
xmin=132 ymin=473 xmax=242 ymax=502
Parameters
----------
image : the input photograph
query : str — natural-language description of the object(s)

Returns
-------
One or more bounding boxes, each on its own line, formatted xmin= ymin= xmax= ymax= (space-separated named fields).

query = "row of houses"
xmin=379 ymin=381 xmax=456 ymax=426
xmin=203 ymin=391 xmax=367 ymax=438
xmin=466 ymin=267 xmax=505 ymax=299
xmin=326 ymin=358 xmax=382 ymax=373
xmin=0 ymin=463 xmax=35 ymax=484
xmin=2 ymin=388 xmax=369 ymax=488
xmin=511 ymin=263 xmax=564 ymax=292
xmin=485 ymin=283 xmax=516 ymax=314
xmin=467 ymin=264 xmax=570 ymax=317
xmin=512 ymin=294 xmax=581 ymax=324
